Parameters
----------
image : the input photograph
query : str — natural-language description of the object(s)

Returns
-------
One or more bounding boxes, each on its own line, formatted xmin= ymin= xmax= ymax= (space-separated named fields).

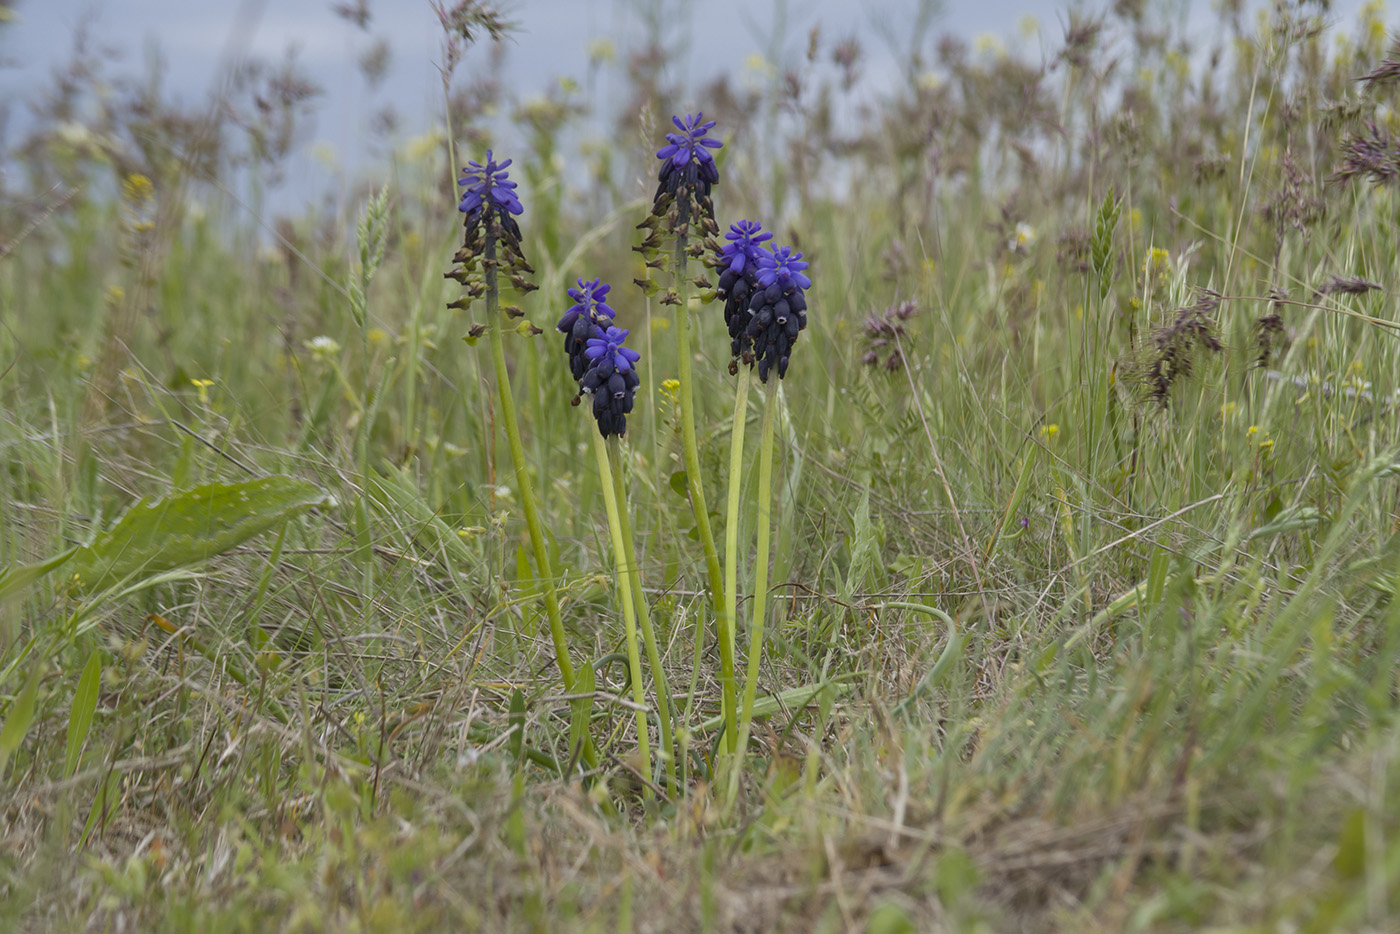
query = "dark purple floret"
xmin=744 ymin=245 xmax=811 ymax=382
xmin=653 ymin=112 xmax=722 ymax=209
xmin=558 ymin=277 xmax=616 ymax=380
xmin=578 ymin=325 xmax=641 ymax=437
xmin=715 ymin=220 xmax=773 ymax=361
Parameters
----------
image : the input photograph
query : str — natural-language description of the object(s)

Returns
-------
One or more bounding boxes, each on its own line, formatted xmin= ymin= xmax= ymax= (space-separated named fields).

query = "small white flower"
xmin=305 ymin=335 xmax=342 ymax=356
xmin=1010 ymin=222 xmax=1037 ymax=252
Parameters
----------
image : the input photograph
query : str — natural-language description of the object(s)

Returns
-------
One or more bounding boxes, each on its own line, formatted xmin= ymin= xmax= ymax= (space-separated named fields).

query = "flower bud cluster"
xmin=635 ymin=114 xmax=723 ymax=281
xmin=578 ymin=325 xmax=641 ymax=438
xmin=862 ymin=301 xmax=919 ymax=372
xmin=556 ymin=278 xmax=641 ymax=438
xmin=717 ymin=236 xmax=811 ymax=382
xmin=557 ymin=278 xmax=616 ymax=379
xmin=445 ymin=151 xmax=536 ymax=303
xmin=713 ymin=220 xmax=773 ymax=362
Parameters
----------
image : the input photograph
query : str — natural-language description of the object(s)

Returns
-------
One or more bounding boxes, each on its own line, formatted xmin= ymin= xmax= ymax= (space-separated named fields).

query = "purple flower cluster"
xmin=557 ymin=278 xmax=616 ymax=379
xmin=558 ymin=279 xmax=640 ymax=437
xmin=447 ymin=150 xmax=535 ymax=298
xmin=654 ymin=113 xmax=722 ymax=209
xmin=579 ymin=326 xmax=641 ymax=438
xmin=458 ymin=150 xmax=523 ymax=242
xmin=718 ymin=233 xmax=811 ymax=382
xmin=715 ymin=220 xmax=773 ymax=361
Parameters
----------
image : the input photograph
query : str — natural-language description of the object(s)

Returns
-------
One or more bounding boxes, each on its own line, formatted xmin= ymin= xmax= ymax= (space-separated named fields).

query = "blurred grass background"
xmin=5 ymin=0 xmax=1400 ymax=930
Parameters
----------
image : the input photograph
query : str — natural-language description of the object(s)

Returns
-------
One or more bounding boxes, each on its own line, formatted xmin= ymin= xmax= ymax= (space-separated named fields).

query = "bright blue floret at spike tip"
xmin=718 ymin=220 xmax=772 ymax=275
xmin=756 ymin=246 xmax=812 ymax=291
xmin=579 ymin=325 xmax=642 ymax=438
xmin=653 ymin=112 xmax=722 ymax=207
xmin=656 ymin=113 xmax=723 ymax=169
xmin=458 ymin=150 xmax=524 ymax=218
xmin=584 ymin=326 xmax=641 ymax=373
xmin=558 ymin=277 xmax=616 ymax=380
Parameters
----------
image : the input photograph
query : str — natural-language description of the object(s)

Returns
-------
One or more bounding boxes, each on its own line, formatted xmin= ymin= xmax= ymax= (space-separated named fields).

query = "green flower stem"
xmin=592 ymin=429 xmax=653 ymax=797
xmin=671 ymin=217 xmax=730 ymax=750
xmin=719 ymin=371 xmax=750 ymax=754
xmin=484 ymin=237 xmax=576 ymax=691
xmin=609 ymin=439 xmax=677 ymax=798
xmin=732 ymin=377 xmax=779 ymax=798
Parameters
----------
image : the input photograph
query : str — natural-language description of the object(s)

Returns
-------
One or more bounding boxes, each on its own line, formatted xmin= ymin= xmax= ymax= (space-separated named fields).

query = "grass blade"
xmin=64 ymin=650 xmax=101 ymax=778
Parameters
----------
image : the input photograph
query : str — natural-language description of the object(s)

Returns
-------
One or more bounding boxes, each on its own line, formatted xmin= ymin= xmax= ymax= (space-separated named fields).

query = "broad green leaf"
xmin=0 ymin=662 xmax=42 ymax=777
xmin=699 ymin=679 xmax=852 ymax=732
xmin=0 ymin=546 xmax=78 ymax=604
xmin=569 ymin=662 xmax=596 ymax=764
xmin=65 ymin=650 xmax=102 ymax=777
xmin=1145 ymin=547 xmax=1171 ymax=610
xmin=1248 ymin=505 xmax=1324 ymax=540
xmin=508 ymin=688 xmax=526 ymax=765
xmin=514 ymin=545 xmax=533 ymax=591
xmin=1333 ymin=808 xmax=1368 ymax=879
xmin=69 ymin=476 xmax=330 ymax=591
xmin=867 ymin=902 xmax=917 ymax=934
xmin=840 ymin=487 xmax=876 ymax=605
xmin=668 ymin=470 xmax=689 ymax=498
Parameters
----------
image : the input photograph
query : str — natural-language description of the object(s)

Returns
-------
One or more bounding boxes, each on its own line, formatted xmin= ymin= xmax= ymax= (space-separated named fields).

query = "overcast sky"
xmin=0 ymin=0 xmax=1383 ymax=211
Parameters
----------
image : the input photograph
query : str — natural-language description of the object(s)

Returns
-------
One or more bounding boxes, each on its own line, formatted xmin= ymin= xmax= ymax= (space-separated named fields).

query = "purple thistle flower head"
xmin=458 ymin=150 xmax=524 ymax=217
xmin=584 ymin=325 xmax=641 ymax=374
xmin=656 ymin=112 xmax=723 ymax=170
xmin=756 ymin=246 xmax=812 ymax=291
xmin=717 ymin=220 xmax=773 ymax=275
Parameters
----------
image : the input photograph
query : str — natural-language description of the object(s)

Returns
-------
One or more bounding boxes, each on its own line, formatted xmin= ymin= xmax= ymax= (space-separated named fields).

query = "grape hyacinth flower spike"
xmin=580 ymin=325 xmax=641 ymax=438
xmin=637 ymin=113 xmax=723 ymax=264
xmin=654 ymin=112 xmax=722 ymax=208
xmin=447 ymin=150 xmax=535 ymax=298
xmin=444 ymin=150 xmax=587 ymax=727
xmin=557 ymin=277 xmax=616 ymax=380
xmin=714 ymin=220 xmax=773 ymax=367
xmin=746 ymin=245 xmax=812 ymax=381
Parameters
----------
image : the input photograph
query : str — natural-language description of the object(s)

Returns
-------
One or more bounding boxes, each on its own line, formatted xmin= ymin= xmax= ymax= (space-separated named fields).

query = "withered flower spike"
xmin=1358 ymin=59 xmax=1400 ymax=85
xmin=1317 ymin=275 xmax=1383 ymax=295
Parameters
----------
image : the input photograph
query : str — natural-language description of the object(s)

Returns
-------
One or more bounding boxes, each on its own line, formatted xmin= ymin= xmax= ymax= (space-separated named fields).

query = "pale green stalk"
xmin=609 ymin=440 xmax=677 ymax=797
xmin=592 ymin=429 xmax=653 ymax=797
xmin=719 ymin=371 xmax=750 ymax=753
xmin=671 ymin=209 xmax=729 ymax=703
xmin=729 ymin=377 xmax=778 ymax=803
xmin=483 ymin=237 xmax=576 ymax=691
